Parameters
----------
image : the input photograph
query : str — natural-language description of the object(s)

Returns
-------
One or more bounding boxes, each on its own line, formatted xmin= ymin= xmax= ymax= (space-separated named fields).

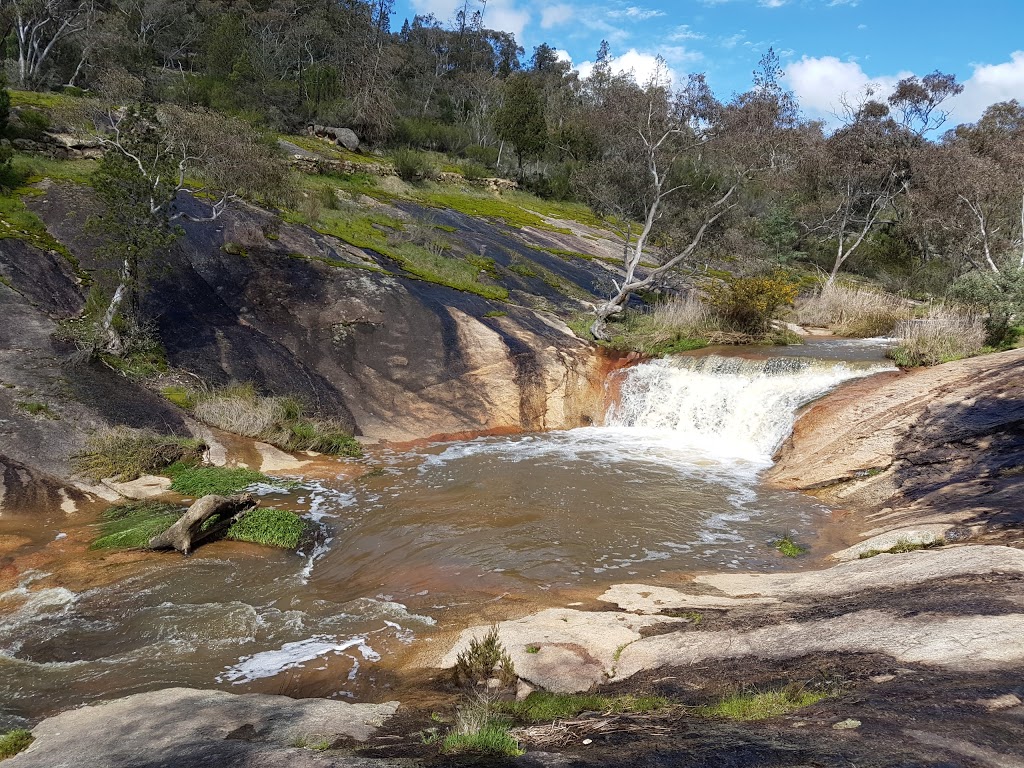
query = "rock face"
xmin=8 ymin=687 xmax=400 ymax=768
xmin=308 ymin=124 xmax=362 ymax=151
xmin=769 ymin=348 xmax=1024 ymax=542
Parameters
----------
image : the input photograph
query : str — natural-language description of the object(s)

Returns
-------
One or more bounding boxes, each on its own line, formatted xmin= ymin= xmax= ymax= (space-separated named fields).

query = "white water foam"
xmin=217 ymin=635 xmax=372 ymax=683
xmin=607 ymin=356 xmax=891 ymax=461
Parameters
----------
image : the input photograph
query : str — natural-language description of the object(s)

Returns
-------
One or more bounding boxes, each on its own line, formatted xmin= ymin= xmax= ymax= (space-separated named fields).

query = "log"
xmin=148 ymin=494 xmax=258 ymax=554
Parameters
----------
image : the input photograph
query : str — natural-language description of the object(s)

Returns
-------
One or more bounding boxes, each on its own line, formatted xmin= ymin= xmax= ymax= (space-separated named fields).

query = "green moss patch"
xmin=497 ymin=692 xmax=669 ymax=723
xmin=91 ymin=501 xmax=184 ymax=550
xmin=441 ymin=724 xmax=523 ymax=757
xmin=165 ymin=465 xmax=269 ymax=496
xmin=695 ymin=688 xmax=831 ymax=721
xmin=859 ymin=538 xmax=945 ymax=559
xmin=16 ymin=400 xmax=56 ymax=419
xmin=226 ymin=507 xmax=307 ymax=549
xmin=773 ymin=536 xmax=808 ymax=558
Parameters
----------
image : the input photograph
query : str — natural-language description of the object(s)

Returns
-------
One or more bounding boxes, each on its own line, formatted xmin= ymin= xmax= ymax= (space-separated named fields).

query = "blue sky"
xmin=393 ymin=0 xmax=1024 ymax=125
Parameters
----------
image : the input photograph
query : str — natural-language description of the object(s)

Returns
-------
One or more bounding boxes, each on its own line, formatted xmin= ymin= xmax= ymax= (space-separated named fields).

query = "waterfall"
xmin=606 ymin=356 xmax=889 ymax=462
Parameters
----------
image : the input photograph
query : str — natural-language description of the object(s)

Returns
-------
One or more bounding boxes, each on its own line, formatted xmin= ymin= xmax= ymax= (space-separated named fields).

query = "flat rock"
xmin=598 ymin=583 xmax=779 ymax=614
xmin=9 ymin=687 xmax=400 ymax=768
xmin=101 ymin=474 xmax=173 ymax=500
xmin=829 ymin=525 xmax=953 ymax=561
xmin=437 ymin=608 xmax=683 ymax=692
xmin=255 ymin=442 xmax=310 ymax=472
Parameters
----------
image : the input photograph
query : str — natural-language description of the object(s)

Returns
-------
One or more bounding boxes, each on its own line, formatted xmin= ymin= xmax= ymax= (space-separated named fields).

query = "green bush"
xmin=391 ymin=147 xmax=438 ymax=182
xmin=0 ymin=728 xmax=33 ymax=759
xmin=453 ymin=626 xmax=516 ymax=688
xmin=887 ymin=306 xmax=986 ymax=367
xmin=705 ymin=271 xmax=799 ymax=336
xmin=226 ymin=507 xmax=307 ymax=549
xmin=950 ymin=267 xmax=1024 ymax=348
xmin=393 ymin=118 xmax=472 ymax=154
xmin=72 ymin=428 xmax=206 ymax=482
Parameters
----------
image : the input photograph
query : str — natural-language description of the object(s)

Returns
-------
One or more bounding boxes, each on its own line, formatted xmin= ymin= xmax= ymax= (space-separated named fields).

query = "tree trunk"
xmin=148 ymin=494 xmax=258 ymax=555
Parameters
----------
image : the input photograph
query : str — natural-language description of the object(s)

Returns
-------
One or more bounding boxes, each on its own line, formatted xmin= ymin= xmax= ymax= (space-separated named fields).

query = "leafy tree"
xmin=493 ymin=73 xmax=547 ymax=173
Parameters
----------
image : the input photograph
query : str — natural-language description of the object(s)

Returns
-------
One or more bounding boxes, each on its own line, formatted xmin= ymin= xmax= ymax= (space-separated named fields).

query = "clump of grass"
xmin=165 ymin=464 xmax=269 ymax=496
xmin=497 ymin=692 xmax=669 ymax=723
xmin=434 ymin=696 xmax=524 ymax=757
xmin=0 ymin=728 xmax=33 ymax=759
xmin=391 ymin=147 xmax=439 ymax=182
xmin=888 ymin=306 xmax=986 ymax=367
xmin=773 ymin=535 xmax=807 ymax=558
xmin=91 ymin=501 xmax=184 ymax=550
xmin=695 ymin=687 xmax=831 ymax=721
xmin=453 ymin=626 xmax=516 ymax=688
xmin=161 ymin=385 xmax=196 ymax=409
xmin=72 ymin=428 xmax=206 ymax=482
xmin=16 ymin=400 xmax=56 ymax=419
xmin=189 ymin=383 xmax=362 ymax=458
xmin=859 ymin=538 xmax=945 ymax=559
xmin=797 ymin=283 xmax=910 ymax=337
xmin=225 ymin=507 xmax=307 ymax=549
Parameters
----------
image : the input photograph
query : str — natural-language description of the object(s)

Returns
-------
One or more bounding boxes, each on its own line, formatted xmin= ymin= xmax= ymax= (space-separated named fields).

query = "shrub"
xmin=704 ymin=271 xmax=799 ymax=336
xmin=453 ymin=626 xmax=516 ymax=688
xmin=888 ymin=306 xmax=986 ymax=367
xmin=458 ymin=160 xmax=490 ymax=181
xmin=391 ymin=147 xmax=438 ymax=182
xmin=648 ymin=294 xmax=718 ymax=342
xmin=0 ymin=728 xmax=33 ymax=759
xmin=950 ymin=267 xmax=1024 ymax=348
xmin=72 ymin=428 xmax=206 ymax=482
xmin=796 ymin=283 xmax=910 ymax=337
xmin=226 ymin=507 xmax=307 ymax=549
xmin=165 ymin=464 xmax=269 ymax=496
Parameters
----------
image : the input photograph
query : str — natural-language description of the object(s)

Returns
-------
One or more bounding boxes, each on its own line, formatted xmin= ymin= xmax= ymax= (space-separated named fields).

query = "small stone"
xmin=980 ymin=694 xmax=1022 ymax=711
xmin=582 ymin=739 xmax=593 ymax=745
xmin=870 ymin=674 xmax=896 ymax=683
xmin=791 ymin=721 xmax=809 ymax=728
xmin=485 ymin=678 xmax=502 ymax=690
xmin=832 ymin=718 xmax=862 ymax=730
xmin=516 ymin=680 xmax=535 ymax=701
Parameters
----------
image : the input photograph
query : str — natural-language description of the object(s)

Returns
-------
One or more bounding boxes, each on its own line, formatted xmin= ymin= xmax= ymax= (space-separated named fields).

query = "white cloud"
xmin=951 ymin=51 xmax=1024 ymax=123
xmin=540 ymin=3 xmax=574 ymax=28
xmin=785 ymin=55 xmax=909 ymax=123
xmin=555 ymin=49 xmax=573 ymax=65
xmin=409 ymin=0 xmax=530 ymax=38
xmin=608 ymin=5 xmax=666 ymax=20
xmin=669 ymin=24 xmax=705 ymax=41
xmin=576 ymin=49 xmax=678 ymax=87
xmin=759 ymin=0 xmax=788 ymax=7
xmin=720 ymin=33 xmax=746 ymax=49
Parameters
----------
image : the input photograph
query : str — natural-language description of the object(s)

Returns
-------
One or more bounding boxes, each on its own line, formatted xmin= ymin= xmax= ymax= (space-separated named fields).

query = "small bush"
xmin=950 ymin=267 xmax=1024 ymax=348
xmin=392 ymin=147 xmax=438 ymax=182
xmin=859 ymin=538 xmax=945 ymax=559
xmin=0 ymin=728 xmax=33 ymax=759
xmin=165 ymin=465 xmax=269 ymax=496
xmin=705 ymin=271 xmax=799 ymax=336
xmin=453 ymin=626 xmax=516 ymax=688
xmin=441 ymin=723 xmax=523 ymax=757
xmin=91 ymin=501 xmax=184 ymax=550
xmin=797 ymin=283 xmax=910 ymax=337
xmin=459 ymin=161 xmax=490 ymax=181
xmin=226 ymin=507 xmax=307 ymax=549
xmin=888 ymin=306 xmax=986 ymax=367
xmin=72 ymin=428 xmax=206 ymax=482
xmin=16 ymin=400 xmax=56 ymax=418
xmin=695 ymin=687 xmax=831 ymax=721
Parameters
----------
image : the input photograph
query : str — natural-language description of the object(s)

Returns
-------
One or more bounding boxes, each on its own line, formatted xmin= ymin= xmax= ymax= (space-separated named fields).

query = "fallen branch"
xmin=148 ymin=494 xmax=258 ymax=554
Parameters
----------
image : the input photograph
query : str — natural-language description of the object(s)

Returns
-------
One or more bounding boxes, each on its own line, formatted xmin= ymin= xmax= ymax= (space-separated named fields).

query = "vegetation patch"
xmin=888 ymin=306 xmax=986 ymax=367
xmin=91 ymin=501 xmax=184 ymax=550
xmin=796 ymin=283 xmax=910 ymax=337
xmin=72 ymin=428 xmax=206 ymax=482
xmin=165 ymin=464 xmax=269 ymax=496
xmin=225 ymin=506 xmax=307 ymax=549
xmin=497 ymin=692 xmax=669 ymax=723
xmin=453 ymin=626 xmax=516 ymax=688
xmin=16 ymin=400 xmax=56 ymax=418
xmin=185 ymin=383 xmax=361 ymax=458
xmin=773 ymin=535 xmax=808 ymax=558
xmin=440 ymin=722 xmax=523 ymax=757
xmin=695 ymin=688 xmax=831 ymax=721
xmin=0 ymin=728 xmax=33 ymax=759
xmin=859 ymin=538 xmax=945 ymax=559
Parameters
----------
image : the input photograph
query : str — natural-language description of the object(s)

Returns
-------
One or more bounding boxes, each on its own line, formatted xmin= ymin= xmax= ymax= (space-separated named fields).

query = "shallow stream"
xmin=0 ymin=341 xmax=893 ymax=727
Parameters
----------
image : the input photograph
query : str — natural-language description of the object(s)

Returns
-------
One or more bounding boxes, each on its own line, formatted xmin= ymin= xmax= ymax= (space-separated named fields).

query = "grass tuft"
xmin=773 ymin=536 xmax=807 ymax=558
xmin=888 ymin=306 xmax=986 ymax=367
xmin=695 ymin=688 xmax=831 ymax=721
xmin=165 ymin=464 xmax=269 ymax=496
xmin=91 ymin=501 xmax=184 ymax=550
xmin=72 ymin=428 xmax=206 ymax=482
xmin=797 ymin=283 xmax=910 ymax=337
xmin=16 ymin=400 xmax=56 ymax=419
xmin=0 ymin=728 xmax=33 ymax=759
xmin=441 ymin=723 xmax=523 ymax=757
xmin=226 ymin=507 xmax=307 ymax=549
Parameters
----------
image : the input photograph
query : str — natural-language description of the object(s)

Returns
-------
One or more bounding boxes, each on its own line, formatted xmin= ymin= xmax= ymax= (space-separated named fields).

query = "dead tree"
xmin=148 ymin=493 xmax=258 ymax=554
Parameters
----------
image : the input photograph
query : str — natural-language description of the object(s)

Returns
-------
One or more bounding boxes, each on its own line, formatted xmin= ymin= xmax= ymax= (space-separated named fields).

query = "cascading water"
xmin=606 ymin=355 xmax=890 ymax=462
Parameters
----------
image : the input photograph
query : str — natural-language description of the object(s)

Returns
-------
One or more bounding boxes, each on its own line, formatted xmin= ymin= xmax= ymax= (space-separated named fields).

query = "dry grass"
xmin=888 ymin=306 xmax=986 ymax=367
xmin=72 ymin=428 xmax=206 ymax=482
xmin=797 ymin=283 xmax=910 ymax=337
xmin=190 ymin=384 xmax=361 ymax=457
xmin=648 ymin=294 xmax=719 ymax=339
